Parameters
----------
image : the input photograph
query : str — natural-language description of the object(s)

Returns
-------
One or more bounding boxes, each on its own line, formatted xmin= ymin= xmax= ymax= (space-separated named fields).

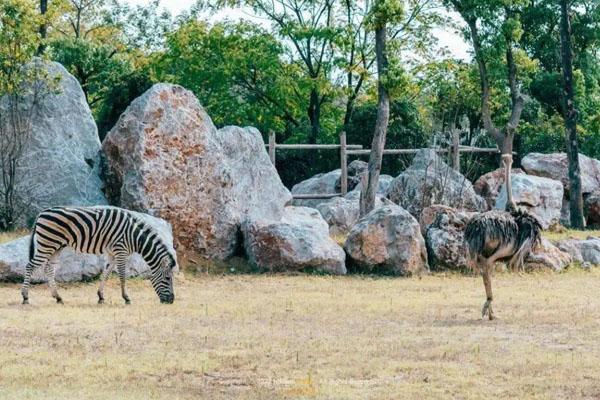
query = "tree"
xmin=560 ymin=0 xmax=584 ymax=228
xmin=337 ymin=0 xmax=444 ymax=136
xmin=359 ymin=0 xmax=403 ymax=216
xmin=446 ymin=0 xmax=527 ymax=158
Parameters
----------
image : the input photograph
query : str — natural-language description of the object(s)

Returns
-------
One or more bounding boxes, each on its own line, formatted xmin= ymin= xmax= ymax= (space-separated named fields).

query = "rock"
xmin=242 ymin=206 xmax=346 ymax=274
xmin=473 ymin=167 xmax=525 ymax=210
xmin=0 ymin=211 xmax=174 ymax=282
xmin=525 ymin=238 xmax=572 ymax=271
xmin=386 ymin=149 xmax=486 ymax=218
xmin=420 ymin=204 xmax=460 ymax=236
xmin=556 ymin=237 xmax=600 ymax=265
xmin=316 ymin=193 xmax=392 ymax=235
xmin=344 ymin=204 xmax=429 ymax=275
xmin=350 ymin=174 xmax=394 ymax=195
xmin=102 ymin=84 xmax=291 ymax=259
xmin=521 ymin=152 xmax=600 ymax=195
xmin=0 ymin=61 xmax=107 ymax=227
xmin=495 ymin=174 xmax=564 ymax=230
xmin=291 ymin=170 xmax=341 ymax=208
xmin=335 ymin=160 xmax=368 ymax=193
xmin=585 ymin=190 xmax=600 ymax=226
xmin=424 ymin=207 xmax=474 ymax=271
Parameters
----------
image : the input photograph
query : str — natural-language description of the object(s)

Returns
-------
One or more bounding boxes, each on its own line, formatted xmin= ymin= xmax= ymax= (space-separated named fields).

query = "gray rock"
xmin=291 ymin=170 xmax=341 ymax=208
xmin=102 ymin=84 xmax=291 ymax=260
xmin=386 ymin=149 xmax=486 ymax=218
xmin=521 ymin=152 xmax=600 ymax=195
xmin=556 ymin=237 xmax=600 ymax=265
xmin=349 ymin=174 xmax=394 ymax=195
xmin=0 ymin=61 xmax=106 ymax=226
xmin=425 ymin=207 xmax=474 ymax=271
xmin=525 ymin=238 xmax=572 ymax=271
xmin=495 ymin=174 xmax=564 ymax=230
xmin=242 ymin=206 xmax=346 ymax=274
xmin=0 ymin=211 xmax=174 ymax=282
xmin=316 ymin=193 xmax=392 ymax=235
xmin=344 ymin=204 xmax=429 ymax=275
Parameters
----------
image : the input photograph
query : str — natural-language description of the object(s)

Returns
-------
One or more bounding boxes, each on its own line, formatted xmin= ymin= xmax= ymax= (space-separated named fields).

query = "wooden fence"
xmin=267 ymin=130 xmax=504 ymax=200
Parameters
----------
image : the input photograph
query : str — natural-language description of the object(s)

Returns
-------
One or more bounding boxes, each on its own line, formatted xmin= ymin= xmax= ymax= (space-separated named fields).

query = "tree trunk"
xmin=359 ymin=22 xmax=389 ymax=217
xmin=307 ymin=88 xmax=320 ymax=144
xmin=560 ymin=0 xmax=585 ymax=229
xmin=37 ymin=0 xmax=48 ymax=55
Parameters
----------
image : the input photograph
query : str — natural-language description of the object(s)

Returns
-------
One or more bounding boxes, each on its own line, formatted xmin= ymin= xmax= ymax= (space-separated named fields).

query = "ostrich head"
xmin=502 ymin=154 xmax=517 ymax=212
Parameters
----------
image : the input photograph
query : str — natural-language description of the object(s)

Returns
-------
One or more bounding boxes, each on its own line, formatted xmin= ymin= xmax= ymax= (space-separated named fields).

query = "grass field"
xmin=2 ymin=269 xmax=600 ymax=399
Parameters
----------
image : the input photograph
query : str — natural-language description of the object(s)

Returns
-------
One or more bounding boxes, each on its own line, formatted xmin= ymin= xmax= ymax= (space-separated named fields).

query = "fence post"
xmin=451 ymin=129 xmax=460 ymax=171
xmin=268 ymin=130 xmax=276 ymax=166
xmin=340 ymin=131 xmax=348 ymax=195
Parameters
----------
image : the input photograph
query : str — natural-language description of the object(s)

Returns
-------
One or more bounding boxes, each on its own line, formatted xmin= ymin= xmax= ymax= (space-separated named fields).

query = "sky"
xmin=124 ymin=0 xmax=471 ymax=61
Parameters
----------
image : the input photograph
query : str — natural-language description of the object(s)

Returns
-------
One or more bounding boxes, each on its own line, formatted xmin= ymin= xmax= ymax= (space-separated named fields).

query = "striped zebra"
xmin=21 ymin=206 xmax=177 ymax=305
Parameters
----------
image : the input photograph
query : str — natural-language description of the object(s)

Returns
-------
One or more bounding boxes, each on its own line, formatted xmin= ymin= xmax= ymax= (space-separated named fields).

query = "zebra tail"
xmin=29 ymin=215 xmax=40 ymax=260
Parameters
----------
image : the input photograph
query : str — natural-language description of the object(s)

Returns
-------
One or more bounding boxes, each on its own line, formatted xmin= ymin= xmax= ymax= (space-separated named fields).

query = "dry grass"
xmin=0 ymin=229 xmax=28 ymax=245
xmin=544 ymin=228 xmax=600 ymax=242
xmin=2 ymin=269 xmax=600 ymax=399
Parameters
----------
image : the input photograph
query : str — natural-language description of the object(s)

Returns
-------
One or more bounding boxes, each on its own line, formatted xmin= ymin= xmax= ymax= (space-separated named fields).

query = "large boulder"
xmin=521 ymin=152 xmax=600 ymax=195
xmin=242 ymin=206 xmax=346 ymax=274
xmin=424 ymin=206 xmax=474 ymax=271
xmin=556 ymin=237 xmax=600 ymax=265
xmin=585 ymin=190 xmax=600 ymax=227
xmin=473 ymin=167 xmax=525 ymax=210
xmin=0 ymin=61 xmax=106 ymax=227
xmin=102 ymin=84 xmax=291 ymax=260
xmin=525 ymin=238 xmax=572 ymax=271
xmin=386 ymin=149 xmax=486 ymax=218
xmin=316 ymin=192 xmax=392 ymax=235
xmin=495 ymin=174 xmax=563 ymax=230
xmin=291 ymin=170 xmax=341 ymax=208
xmin=0 ymin=211 xmax=173 ymax=282
xmin=344 ymin=204 xmax=429 ymax=275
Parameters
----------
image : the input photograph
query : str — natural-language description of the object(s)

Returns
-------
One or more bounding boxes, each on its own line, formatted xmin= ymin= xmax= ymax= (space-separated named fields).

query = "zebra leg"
xmin=481 ymin=260 xmax=494 ymax=320
xmin=21 ymin=254 xmax=49 ymax=305
xmin=97 ymin=262 xmax=116 ymax=304
xmin=116 ymin=257 xmax=130 ymax=305
xmin=44 ymin=257 xmax=63 ymax=304
xmin=21 ymin=261 xmax=36 ymax=305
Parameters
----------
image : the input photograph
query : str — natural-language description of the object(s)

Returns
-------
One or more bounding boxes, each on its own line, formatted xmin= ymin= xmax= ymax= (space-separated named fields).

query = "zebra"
xmin=21 ymin=206 xmax=177 ymax=305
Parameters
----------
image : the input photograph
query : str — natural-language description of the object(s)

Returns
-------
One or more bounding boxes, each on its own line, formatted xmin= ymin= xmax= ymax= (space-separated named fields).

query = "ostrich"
xmin=464 ymin=154 xmax=542 ymax=320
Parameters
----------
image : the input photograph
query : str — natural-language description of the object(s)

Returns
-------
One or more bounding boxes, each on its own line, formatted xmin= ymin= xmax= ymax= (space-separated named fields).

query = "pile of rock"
xmin=522 ymin=152 xmax=600 ymax=227
xmin=386 ymin=149 xmax=486 ymax=218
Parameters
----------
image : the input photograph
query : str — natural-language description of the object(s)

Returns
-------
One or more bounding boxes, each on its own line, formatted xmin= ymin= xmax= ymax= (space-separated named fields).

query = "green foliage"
xmin=0 ymin=0 xmax=42 ymax=95
xmin=153 ymin=20 xmax=305 ymax=135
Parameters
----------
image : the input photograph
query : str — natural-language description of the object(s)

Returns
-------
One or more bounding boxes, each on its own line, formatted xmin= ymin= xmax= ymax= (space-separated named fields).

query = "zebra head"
xmin=150 ymin=251 xmax=176 ymax=304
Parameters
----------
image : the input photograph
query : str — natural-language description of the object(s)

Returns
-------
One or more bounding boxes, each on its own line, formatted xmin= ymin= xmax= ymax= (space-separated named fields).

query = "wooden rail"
xmin=266 ymin=130 xmax=504 ymax=200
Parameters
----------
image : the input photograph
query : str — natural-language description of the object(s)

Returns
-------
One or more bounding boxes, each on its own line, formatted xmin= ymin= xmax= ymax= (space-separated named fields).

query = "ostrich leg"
xmin=481 ymin=259 xmax=495 ymax=320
